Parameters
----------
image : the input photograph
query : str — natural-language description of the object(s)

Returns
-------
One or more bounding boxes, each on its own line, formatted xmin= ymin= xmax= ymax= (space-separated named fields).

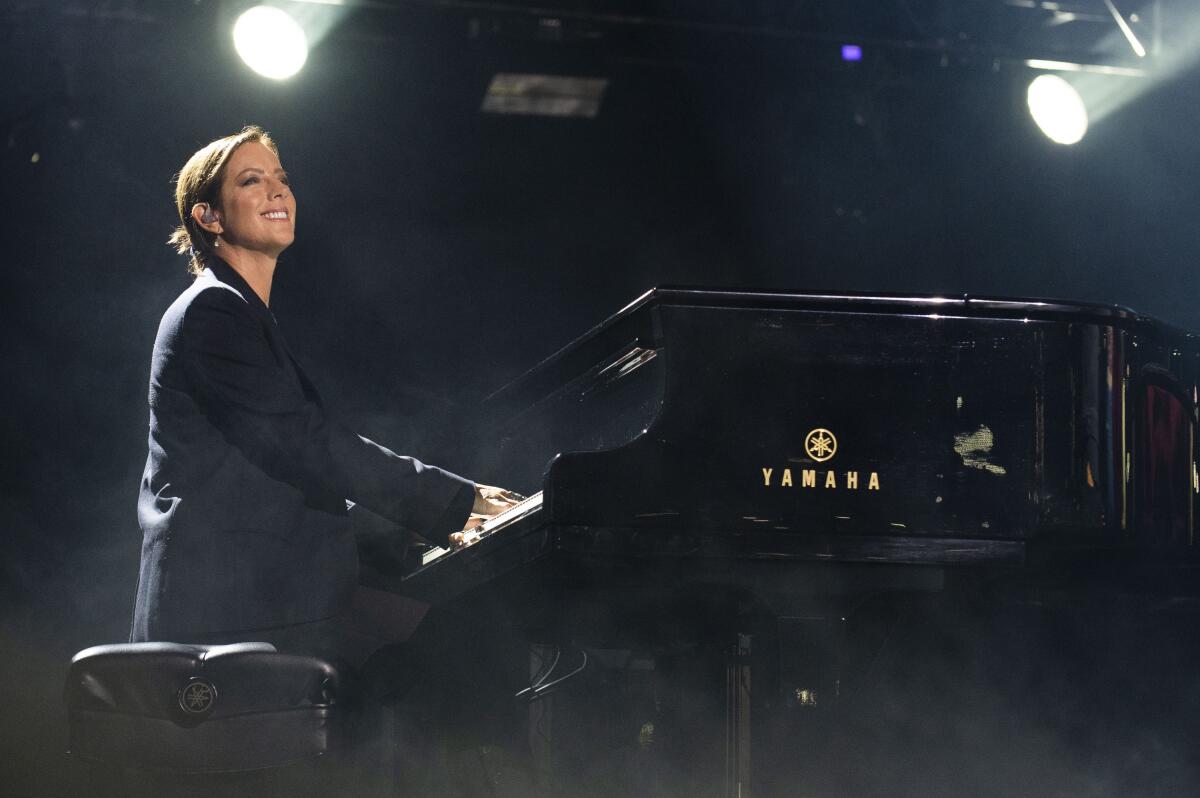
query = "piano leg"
xmin=724 ymin=633 xmax=754 ymax=798
xmin=527 ymin=642 xmax=557 ymax=787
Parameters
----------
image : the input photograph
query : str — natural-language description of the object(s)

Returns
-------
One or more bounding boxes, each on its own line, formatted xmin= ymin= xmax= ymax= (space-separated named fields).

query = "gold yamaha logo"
xmin=804 ymin=428 xmax=837 ymax=462
xmin=760 ymin=426 xmax=881 ymax=491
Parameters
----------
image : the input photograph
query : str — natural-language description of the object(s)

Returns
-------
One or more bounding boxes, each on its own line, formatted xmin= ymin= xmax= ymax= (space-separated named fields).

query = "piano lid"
xmin=484 ymin=285 xmax=1195 ymax=419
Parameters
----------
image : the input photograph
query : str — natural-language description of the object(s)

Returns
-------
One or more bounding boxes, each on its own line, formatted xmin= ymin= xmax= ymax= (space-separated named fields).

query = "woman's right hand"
xmin=449 ymin=484 xmax=524 ymax=548
xmin=472 ymin=484 xmax=525 ymax=516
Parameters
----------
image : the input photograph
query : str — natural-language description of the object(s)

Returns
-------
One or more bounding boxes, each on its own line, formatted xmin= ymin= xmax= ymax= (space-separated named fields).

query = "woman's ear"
xmin=190 ymin=203 xmax=222 ymax=234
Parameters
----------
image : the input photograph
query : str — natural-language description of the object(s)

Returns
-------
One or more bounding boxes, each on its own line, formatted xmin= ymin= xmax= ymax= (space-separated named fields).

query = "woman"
xmin=131 ymin=126 xmax=516 ymax=658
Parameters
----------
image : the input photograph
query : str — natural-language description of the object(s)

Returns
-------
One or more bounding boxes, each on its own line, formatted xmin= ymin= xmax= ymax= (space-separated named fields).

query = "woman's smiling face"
xmin=215 ymin=140 xmax=296 ymax=258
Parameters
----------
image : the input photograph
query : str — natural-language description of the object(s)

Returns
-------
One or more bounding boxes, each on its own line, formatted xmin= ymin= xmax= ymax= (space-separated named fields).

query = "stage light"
xmin=233 ymin=5 xmax=308 ymax=80
xmin=1026 ymin=74 xmax=1088 ymax=145
xmin=841 ymin=44 xmax=862 ymax=62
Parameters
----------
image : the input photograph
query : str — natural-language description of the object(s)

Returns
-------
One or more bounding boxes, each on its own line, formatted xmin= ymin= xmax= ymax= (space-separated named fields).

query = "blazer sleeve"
xmin=180 ymin=285 xmax=475 ymax=542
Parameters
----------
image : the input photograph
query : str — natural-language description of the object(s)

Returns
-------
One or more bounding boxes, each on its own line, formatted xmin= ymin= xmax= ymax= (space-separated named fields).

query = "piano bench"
xmin=65 ymin=642 xmax=343 ymax=796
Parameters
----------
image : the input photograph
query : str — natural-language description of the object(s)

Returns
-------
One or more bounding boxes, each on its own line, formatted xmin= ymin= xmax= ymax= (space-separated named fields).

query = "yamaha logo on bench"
xmin=178 ymin=678 xmax=217 ymax=717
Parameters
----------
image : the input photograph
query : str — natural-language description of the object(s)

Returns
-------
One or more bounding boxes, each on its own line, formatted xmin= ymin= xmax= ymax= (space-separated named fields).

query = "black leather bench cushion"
xmin=66 ymin=642 xmax=342 ymax=772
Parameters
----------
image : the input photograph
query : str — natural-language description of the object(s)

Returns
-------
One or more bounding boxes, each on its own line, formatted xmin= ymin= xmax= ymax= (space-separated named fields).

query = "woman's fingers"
xmin=473 ymin=484 xmax=525 ymax=515
xmin=450 ymin=524 xmax=483 ymax=548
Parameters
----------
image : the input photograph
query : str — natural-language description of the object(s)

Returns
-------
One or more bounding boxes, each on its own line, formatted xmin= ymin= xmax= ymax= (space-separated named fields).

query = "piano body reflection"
xmin=360 ymin=287 xmax=1200 ymax=796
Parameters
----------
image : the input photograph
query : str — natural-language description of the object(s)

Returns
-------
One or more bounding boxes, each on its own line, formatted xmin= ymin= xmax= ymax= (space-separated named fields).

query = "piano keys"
xmin=419 ymin=492 xmax=545 ymax=567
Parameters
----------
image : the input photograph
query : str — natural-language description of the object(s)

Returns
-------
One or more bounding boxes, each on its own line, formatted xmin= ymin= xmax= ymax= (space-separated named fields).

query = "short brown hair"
xmin=167 ymin=125 xmax=279 ymax=276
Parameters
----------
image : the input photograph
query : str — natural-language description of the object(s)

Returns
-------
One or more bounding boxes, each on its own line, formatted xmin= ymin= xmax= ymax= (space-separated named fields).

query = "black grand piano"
xmin=361 ymin=287 xmax=1200 ymax=796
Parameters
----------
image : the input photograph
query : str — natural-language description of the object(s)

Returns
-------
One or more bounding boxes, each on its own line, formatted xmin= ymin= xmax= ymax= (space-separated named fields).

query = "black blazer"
xmin=131 ymin=260 xmax=474 ymax=642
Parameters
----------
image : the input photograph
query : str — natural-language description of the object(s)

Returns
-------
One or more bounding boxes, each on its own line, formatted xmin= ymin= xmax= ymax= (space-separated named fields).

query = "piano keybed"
xmin=421 ymin=491 xmax=545 ymax=566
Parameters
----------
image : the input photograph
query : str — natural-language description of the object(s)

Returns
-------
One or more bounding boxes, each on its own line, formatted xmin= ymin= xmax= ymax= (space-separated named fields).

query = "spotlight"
xmin=841 ymin=44 xmax=863 ymax=63
xmin=1026 ymin=74 xmax=1088 ymax=145
xmin=233 ymin=6 xmax=308 ymax=80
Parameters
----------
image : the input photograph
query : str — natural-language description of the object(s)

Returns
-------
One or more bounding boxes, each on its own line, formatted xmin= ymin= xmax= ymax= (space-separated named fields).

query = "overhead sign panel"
xmin=482 ymin=73 xmax=608 ymax=118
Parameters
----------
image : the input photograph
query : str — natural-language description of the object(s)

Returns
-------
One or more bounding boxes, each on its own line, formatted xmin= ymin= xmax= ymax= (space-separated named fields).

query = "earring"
xmin=213 ymin=236 xmax=220 ymax=248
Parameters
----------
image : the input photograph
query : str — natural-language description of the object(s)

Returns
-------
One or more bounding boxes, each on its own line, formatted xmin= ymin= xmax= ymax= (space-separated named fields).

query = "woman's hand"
xmin=472 ymin=484 xmax=525 ymax=516
xmin=448 ymin=484 xmax=525 ymax=548
xmin=448 ymin=526 xmax=483 ymax=548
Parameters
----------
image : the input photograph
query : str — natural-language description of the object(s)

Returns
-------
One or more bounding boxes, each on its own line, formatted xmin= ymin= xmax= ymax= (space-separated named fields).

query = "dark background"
xmin=3 ymin=0 xmax=1199 ymax=794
